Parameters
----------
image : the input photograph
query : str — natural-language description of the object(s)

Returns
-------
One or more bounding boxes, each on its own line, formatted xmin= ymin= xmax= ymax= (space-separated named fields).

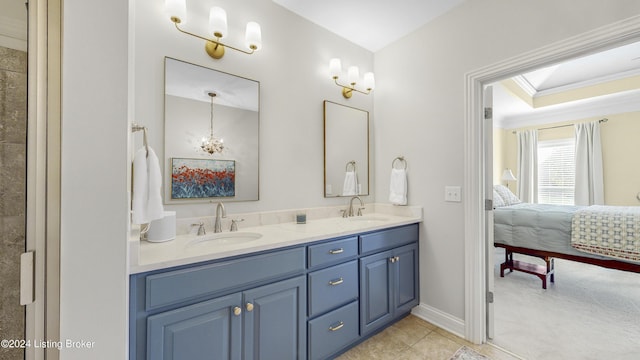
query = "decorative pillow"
xmin=493 ymin=189 xmax=506 ymax=208
xmin=493 ymin=184 xmax=521 ymax=206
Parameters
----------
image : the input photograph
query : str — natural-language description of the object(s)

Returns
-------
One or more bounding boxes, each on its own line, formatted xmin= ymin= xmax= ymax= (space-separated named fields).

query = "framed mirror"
xmin=164 ymin=57 xmax=259 ymax=203
xmin=324 ymin=100 xmax=369 ymax=197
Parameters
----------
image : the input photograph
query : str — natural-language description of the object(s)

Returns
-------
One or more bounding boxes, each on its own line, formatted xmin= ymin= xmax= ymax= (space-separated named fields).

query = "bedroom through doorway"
xmin=486 ymin=41 xmax=640 ymax=359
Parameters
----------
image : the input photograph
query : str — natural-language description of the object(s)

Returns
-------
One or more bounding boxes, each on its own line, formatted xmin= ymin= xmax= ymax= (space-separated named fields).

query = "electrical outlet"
xmin=445 ymin=186 xmax=461 ymax=202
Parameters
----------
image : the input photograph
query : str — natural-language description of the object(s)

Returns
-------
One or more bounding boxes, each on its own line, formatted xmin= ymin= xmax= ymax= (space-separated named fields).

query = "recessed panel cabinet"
xmin=130 ymin=223 xmax=419 ymax=360
xmin=360 ymin=243 xmax=419 ymax=336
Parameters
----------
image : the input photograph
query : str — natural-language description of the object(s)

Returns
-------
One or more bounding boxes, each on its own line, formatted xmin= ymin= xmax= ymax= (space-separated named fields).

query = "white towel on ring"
xmin=389 ymin=168 xmax=407 ymax=205
xmin=342 ymin=170 xmax=358 ymax=196
xmin=132 ymin=146 xmax=165 ymax=224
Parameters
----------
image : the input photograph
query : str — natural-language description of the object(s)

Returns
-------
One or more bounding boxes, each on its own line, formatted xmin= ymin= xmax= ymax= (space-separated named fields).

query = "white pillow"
xmin=494 ymin=184 xmax=521 ymax=206
xmin=493 ymin=189 xmax=506 ymax=208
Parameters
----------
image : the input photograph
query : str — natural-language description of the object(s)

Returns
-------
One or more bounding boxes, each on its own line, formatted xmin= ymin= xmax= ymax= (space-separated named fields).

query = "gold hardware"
xmin=233 ymin=306 xmax=242 ymax=316
xmin=329 ymin=248 xmax=344 ymax=254
xmin=395 ymin=256 xmax=400 ymax=262
xmin=246 ymin=302 xmax=254 ymax=312
xmin=389 ymin=257 xmax=396 ymax=263
xmin=328 ymin=278 xmax=344 ymax=286
xmin=329 ymin=321 xmax=345 ymax=331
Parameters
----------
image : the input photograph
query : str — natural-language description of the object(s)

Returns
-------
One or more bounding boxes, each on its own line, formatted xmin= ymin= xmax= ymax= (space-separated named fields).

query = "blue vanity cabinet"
xmin=243 ymin=276 xmax=307 ymax=360
xmin=147 ymin=293 xmax=243 ymax=359
xmin=359 ymin=225 xmax=419 ymax=336
xmin=131 ymin=223 xmax=420 ymax=360
xmin=130 ymin=247 xmax=306 ymax=360
xmin=306 ymin=237 xmax=360 ymax=360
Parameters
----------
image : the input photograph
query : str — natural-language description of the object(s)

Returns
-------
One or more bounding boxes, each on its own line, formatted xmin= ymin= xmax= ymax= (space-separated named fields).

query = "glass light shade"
xmin=245 ymin=22 xmax=262 ymax=51
xmin=363 ymin=72 xmax=375 ymax=90
xmin=209 ymin=7 xmax=228 ymax=38
xmin=165 ymin=0 xmax=187 ymax=23
xmin=329 ymin=58 xmax=342 ymax=79
xmin=347 ymin=66 xmax=359 ymax=85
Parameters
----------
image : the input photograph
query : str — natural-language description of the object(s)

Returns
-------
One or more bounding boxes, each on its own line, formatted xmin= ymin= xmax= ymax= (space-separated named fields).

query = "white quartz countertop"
xmin=130 ymin=206 xmax=422 ymax=274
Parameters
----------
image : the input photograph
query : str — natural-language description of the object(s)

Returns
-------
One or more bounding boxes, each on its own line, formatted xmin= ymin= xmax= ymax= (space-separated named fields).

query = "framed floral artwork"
xmin=171 ymin=158 xmax=235 ymax=199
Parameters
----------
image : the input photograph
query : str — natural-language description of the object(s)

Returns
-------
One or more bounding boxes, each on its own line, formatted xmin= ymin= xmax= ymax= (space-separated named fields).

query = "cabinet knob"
xmin=233 ymin=306 xmax=242 ymax=316
xmin=329 ymin=248 xmax=344 ymax=254
xmin=328 ymin=277 xmax=344 ymax=286
xmin=395 ymin=256 xmax=400 ymax=262
xmin=328 ymin=321 xmax=344 ymax=332
xmin=245 ymin=302 xmax=254 ymax=312
xmin=389 ymin=257 xmax=396 ymax=263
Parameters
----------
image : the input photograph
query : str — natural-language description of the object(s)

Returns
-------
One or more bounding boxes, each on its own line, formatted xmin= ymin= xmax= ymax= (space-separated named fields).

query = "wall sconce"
xmin=329 ymin=58 xmax=375 ymax=98
xmin=165 ymin=0 xmax=262 ymax=60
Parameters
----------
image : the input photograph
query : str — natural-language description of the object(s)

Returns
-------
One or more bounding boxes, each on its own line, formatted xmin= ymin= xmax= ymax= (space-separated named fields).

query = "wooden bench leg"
xmin=497 ymin=248 xmax=555 ymax=289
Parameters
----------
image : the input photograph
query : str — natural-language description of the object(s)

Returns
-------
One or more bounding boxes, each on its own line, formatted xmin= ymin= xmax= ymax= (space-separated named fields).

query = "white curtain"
xmin=574 ymin=122 xmax=604 ymax=205
xmin=517 ymin=130 xmax=538 ymax=203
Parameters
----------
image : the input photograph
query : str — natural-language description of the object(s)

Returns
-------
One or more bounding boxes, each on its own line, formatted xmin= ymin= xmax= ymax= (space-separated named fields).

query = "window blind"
xmin=537 ymin=138 xmax=575 ymax=205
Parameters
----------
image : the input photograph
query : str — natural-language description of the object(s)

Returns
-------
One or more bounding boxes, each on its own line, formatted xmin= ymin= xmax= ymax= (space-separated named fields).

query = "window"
xmin=537 ymin=138 xmax=575 ymax=205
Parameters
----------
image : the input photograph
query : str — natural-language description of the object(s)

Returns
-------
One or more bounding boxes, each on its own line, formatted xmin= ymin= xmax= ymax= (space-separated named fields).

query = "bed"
xmin=492 ymin=186 xmax=640 ymax=289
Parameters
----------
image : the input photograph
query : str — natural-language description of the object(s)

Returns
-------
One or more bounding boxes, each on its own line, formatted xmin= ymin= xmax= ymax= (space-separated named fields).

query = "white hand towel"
xmin=389 ymin=168 xmax=407 ymax=205
xmin=132 ymin=147 xmax=165 ymax=224
xmin=342 ymin=170 xmax=358 ymax=196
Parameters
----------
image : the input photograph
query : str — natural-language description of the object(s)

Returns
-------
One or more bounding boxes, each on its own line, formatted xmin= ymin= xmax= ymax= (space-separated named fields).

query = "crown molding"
xmin=532 ymin=67 xmax=640 ymax=97
xmin=498 ymin=88 xmax=640 ymax=129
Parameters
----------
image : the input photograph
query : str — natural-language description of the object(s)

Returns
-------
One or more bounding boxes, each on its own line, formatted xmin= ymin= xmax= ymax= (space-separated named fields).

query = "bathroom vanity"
xmin=129 ymin=212 xmax=420 ymax=360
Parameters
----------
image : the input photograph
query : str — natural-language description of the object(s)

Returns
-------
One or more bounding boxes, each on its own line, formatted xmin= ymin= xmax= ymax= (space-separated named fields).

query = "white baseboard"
xmin=411 ymin=303 xmax=466 ymax=339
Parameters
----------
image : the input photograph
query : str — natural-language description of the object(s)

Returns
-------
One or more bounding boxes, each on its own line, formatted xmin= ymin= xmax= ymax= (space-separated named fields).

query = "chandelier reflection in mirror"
xmin=201 ymin=92 xmax=225 ymax=155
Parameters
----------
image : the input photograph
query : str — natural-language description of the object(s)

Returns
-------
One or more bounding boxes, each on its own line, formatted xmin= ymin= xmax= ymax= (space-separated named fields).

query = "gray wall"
xmin=0 ymin=45 xmax=26 ymax=360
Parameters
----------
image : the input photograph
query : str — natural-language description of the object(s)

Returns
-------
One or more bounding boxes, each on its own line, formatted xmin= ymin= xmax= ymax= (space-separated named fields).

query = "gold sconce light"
xmin=329 ymin=58 xmax=375 ymax=98
xmin=165 ymin=0 xmax=262 ymax=60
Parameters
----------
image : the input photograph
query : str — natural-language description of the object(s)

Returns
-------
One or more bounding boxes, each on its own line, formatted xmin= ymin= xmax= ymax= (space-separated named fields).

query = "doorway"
xmin=463 ymin=14 xmax=640 ymax=346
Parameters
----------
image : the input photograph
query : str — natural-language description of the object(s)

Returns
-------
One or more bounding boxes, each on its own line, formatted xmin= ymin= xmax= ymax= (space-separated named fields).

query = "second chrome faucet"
xmin=214 ymin=202 xmax=226 ymax=233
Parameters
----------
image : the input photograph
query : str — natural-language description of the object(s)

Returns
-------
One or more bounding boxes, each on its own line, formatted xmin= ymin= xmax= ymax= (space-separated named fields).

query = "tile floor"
xmin=336 ymin=315 xmax=522 ymax=360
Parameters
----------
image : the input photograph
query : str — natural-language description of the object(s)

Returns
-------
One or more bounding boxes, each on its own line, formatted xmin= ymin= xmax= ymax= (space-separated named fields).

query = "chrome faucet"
xmin=347 ymin=196 xmax=364 ymax=217
xmin=214 ymin=202 xmax=226 ymax=233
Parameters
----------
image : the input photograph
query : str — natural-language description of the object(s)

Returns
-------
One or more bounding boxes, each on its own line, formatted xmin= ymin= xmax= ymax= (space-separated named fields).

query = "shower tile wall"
xmin=0 ymin=46 xmax=27 ymax=360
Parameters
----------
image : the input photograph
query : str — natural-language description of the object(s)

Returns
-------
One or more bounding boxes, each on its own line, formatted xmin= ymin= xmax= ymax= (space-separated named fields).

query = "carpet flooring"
xmin=491 ymin=248 xmax=640 ymax=359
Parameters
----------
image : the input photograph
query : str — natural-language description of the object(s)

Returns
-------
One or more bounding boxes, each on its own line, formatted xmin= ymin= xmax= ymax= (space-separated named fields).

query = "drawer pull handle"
xmin=246 ymin=302 xmax=254 ymax=312
xmin=233 ymin=306 xmax=242 ymax=316
xmin=329 ymin=321 xmax=344 ymax=331
xmin=328 ymin=278 xmax=344 ymax=286
xmin=329 ymin=248 xmax=344 ymax=254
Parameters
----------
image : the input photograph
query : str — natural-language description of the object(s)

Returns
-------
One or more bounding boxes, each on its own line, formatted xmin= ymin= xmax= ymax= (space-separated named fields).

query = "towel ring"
xmin=132 ymin=123 xmax=149 ymax=158
xmin=392 ymin=156 xmax=407 ymax=170
xmin=345 ymin=160 xmax=357 ymax=172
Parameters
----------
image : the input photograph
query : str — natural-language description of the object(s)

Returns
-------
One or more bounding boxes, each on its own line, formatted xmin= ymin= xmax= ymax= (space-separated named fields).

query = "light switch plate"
xmin=445 ymin=186 xmax=461 ymax=202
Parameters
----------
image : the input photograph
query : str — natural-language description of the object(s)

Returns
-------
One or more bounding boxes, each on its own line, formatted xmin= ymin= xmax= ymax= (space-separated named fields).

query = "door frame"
xmin=463 ymin=14 xmax=640 ymax=344
xmin=25 ymin=0 xmax=62 ymax=359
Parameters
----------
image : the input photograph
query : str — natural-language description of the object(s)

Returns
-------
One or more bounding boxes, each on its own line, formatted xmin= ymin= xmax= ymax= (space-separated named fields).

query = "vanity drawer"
xmin=145 ymin=248 xmax=305 ymax=311
xmin=359 ymin=224 xmax=418 ymax=255
xmin=308 ymin=300 xmax=359 ymax=360
xmin=308 ymin=260 xmax=358 ymax=317
xmin=307 ymin=237 xmax=358 ymax=269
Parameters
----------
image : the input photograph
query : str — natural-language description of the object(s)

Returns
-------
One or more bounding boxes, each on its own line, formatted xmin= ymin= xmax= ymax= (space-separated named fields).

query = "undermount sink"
xmin=346 ymin=215 xmax=390 ymax=222
xmin=187 ymin=232 xmax=263 ymax=247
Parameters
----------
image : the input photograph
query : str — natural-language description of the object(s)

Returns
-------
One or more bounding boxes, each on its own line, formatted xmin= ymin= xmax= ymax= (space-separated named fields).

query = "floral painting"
xmin=171 ymin=158 xmax=235 ymax=199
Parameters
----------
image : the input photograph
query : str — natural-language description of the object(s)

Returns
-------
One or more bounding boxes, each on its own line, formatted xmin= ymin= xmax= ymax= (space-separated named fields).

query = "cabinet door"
xmin=359 ymin=250 xmax=393 ymax=335
xmin=393 ymin=243 xmax=419 ymax=315
xmin=147 ymin=293 xmax=242 ymax=360
xmin=243 ymin=276 xmax=306 ymax=360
